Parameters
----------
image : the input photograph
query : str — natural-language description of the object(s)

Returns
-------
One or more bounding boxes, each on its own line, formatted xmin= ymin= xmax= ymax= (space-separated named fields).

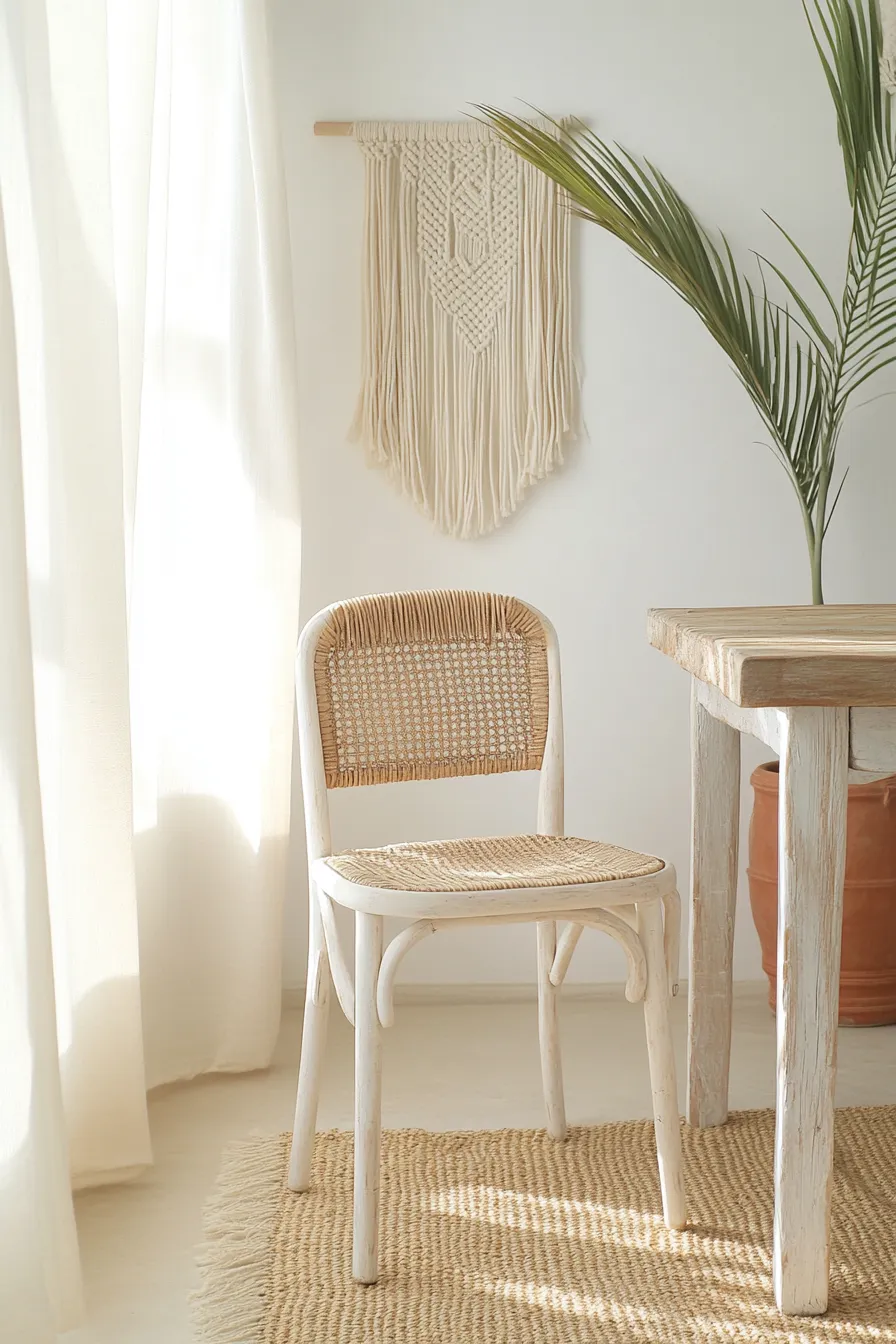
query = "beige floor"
xmin=67 ymin=986 xmax=896 ymax=1344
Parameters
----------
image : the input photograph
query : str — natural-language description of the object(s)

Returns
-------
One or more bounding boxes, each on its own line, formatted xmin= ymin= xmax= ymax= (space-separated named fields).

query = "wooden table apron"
xmin=648 ymin=605 xmax=896 ymax=1318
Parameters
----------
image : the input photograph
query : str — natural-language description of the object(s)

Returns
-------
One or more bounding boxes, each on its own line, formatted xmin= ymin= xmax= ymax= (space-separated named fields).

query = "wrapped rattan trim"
xmin=323 ymin=834 xmax=665 ymax=893
xmin=313 ymin=591 xmax=549 ymax=788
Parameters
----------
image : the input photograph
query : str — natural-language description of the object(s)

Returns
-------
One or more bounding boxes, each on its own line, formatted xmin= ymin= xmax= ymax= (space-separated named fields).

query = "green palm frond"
xmin=477 ymin=112 xmax=832 ymax=524
xmin=479 ymin=0 xmax=896 ymax=604
xmin=807 ymin=0 xmax=896 ymax=410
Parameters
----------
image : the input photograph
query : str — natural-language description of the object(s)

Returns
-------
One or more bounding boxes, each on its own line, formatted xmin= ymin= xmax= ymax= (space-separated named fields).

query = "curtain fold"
xmin=0 ymin=191 xmax=84 ymax=1344
xmin=130 ymin=0 xmax=301 ymax=1087
xmin=1 ymin=0 xmax=153 ymax=1199
xmin=0 ymin=0 xmax=299 ymax=1335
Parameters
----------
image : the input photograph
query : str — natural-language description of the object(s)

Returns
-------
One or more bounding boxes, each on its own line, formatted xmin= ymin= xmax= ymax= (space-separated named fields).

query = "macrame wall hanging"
xmin=347 ymin=120 xmax=578 ymax=539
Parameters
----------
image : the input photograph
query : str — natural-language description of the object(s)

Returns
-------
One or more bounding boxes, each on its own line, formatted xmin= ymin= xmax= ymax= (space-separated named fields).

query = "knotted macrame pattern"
xmin=351 ymin=121 xmax=578 ymax=539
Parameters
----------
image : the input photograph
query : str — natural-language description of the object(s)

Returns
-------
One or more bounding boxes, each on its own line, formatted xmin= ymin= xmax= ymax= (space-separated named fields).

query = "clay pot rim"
xmin=752 ymin=760 xmax=896 ymax=795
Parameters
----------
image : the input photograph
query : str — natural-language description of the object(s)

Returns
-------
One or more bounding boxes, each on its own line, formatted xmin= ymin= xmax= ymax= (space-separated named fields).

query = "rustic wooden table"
xmin=649 ymin=605 xmax=896 ymax=1316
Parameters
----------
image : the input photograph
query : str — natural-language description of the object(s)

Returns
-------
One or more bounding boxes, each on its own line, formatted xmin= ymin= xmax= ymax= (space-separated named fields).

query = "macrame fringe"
xmin=351 ymin=120 xmax=578 ymax=539
xmin=191 ymin=1134 xmax=287 ymax=1344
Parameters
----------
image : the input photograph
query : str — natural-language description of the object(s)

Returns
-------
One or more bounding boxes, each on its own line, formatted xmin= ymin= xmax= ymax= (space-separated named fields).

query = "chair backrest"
xmin=297 ymin=590 xmax=564 ymax=862
xmin=300 ymin=590 xmax=555 ymax=792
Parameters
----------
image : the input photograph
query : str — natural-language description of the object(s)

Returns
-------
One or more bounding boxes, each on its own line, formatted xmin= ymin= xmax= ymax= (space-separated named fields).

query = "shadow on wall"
xmin=135 ymin=794 xmax=289 ymax=1090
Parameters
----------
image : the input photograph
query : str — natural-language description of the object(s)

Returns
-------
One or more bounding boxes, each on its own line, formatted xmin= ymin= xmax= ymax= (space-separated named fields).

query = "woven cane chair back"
xmin=310 ymin=590 xmax=550 ymax=789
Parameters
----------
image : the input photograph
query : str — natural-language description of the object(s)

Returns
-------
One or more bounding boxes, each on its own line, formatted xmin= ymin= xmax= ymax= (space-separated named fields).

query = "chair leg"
xmin=353 ymin=911 xmax=384 ymax=1283
xmin=288 ymin=890 xmax=332 ymax=1192
xmin=639 ymin=900 xmax=687 ymax=1230
xmin=537 ymin=920 xmax=567 ymax=1140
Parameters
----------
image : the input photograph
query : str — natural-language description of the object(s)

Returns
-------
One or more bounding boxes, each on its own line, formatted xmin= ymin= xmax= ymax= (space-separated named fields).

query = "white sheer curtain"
xmin=0 ymin=0 xmax=300 ymax=1336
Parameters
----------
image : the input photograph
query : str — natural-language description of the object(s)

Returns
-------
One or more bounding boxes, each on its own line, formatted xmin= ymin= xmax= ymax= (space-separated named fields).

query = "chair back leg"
xmin=536 ymin=920 xmax=567 ymax=1140
xmin=289 ymin=889 xmax=332 ymax=1191
xmin=639 ymin=899 xmax=687 ymax=1230
xmin=353 ymin=911 xmax=384 ymax=1283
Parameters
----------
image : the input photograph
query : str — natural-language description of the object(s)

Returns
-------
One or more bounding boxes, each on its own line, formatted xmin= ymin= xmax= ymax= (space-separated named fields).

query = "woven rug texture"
xmin=193 ymin=1107 xmax=896 ymax=1343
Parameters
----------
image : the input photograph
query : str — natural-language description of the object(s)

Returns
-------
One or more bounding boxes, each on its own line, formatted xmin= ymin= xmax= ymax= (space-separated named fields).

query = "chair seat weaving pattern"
xmin=313 ymin=591 xmax=549 ymax=788
xmin=322 ymin=834 xmax=665 ymax=893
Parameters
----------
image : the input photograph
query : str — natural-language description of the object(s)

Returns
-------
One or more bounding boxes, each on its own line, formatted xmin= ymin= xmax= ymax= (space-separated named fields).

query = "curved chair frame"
xmin=288 ymin=593 xmax=686 ymax=1284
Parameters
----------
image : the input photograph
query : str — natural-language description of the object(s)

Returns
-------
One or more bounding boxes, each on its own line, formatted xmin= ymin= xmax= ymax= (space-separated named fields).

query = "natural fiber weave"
xmin=324 ymin=834 xmax=664 ymax=893
xmin=313 ymin=591 xmax=549 ymax=788
xmin=194 ymin=1108 xmax=896 ymax=1343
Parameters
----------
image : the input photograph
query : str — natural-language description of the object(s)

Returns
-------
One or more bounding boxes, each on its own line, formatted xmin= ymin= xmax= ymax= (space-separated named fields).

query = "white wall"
xmin=273 ymin=0 xmax=896 ymax=990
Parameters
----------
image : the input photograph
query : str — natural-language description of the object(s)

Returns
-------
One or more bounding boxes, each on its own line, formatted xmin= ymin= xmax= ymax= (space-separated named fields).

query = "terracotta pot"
xmin=748 ymin=762 xmax=896 ymax=1026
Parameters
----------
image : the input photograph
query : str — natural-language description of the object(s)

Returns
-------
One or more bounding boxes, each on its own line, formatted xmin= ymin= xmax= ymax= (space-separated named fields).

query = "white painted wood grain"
xmin=549 ymin=922 xmax=584 ymax=987
xmin=695 ymin=679 xmax=782 ymax=754
xmin=289 ymin=610 xmax=343 ymax=1187
xmin=639 ymin=900 xmax=687 ymax=1230
xmin=536 ymin=611 xmax=564 ymax=837
xmin=318 ymin=886 xmax=354 ymax=1026
xmin=375 ymin=900 xmax=662 ymax=1029
xmin=773 ymin=706 xmax=848 ymax=1316
xmin=849 ymin=707 xmax=896 ymax=773
xmin=661 ymin=890 xmax=681 ymax=997
xmin=551 ymin=906 xmax=648 ymax=1002
xmin=376 ymin=921 xmax=437 ymax=1027
xmin=287 ymin=894 xmax=331 ymax=1191
xmin=537 ymin=920 xmax=567 ymax=1140
xmin=353 ymin=911 xmax=384 ymax=1284
xmin=688 ymin=680 xmax=741 ymax=1127
xmin=296 ymin=608 xmax=336 ymax=868
xmin=534 ymin=620 xmax=567 ymax=1140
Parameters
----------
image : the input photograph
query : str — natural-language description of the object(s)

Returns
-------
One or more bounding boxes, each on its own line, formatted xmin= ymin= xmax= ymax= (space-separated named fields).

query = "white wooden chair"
xmin=288 ymin=590 xmax=686 ymax=1283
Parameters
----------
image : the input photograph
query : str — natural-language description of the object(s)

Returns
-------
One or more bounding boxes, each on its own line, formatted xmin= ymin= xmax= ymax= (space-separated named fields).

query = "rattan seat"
xmin=323 ymin=834 xmax=665 ymax=894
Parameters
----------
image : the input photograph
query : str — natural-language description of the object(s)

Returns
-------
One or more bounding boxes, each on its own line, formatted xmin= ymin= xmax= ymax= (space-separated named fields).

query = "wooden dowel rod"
xmin=314 ymin=116 xmax=578 ymax=138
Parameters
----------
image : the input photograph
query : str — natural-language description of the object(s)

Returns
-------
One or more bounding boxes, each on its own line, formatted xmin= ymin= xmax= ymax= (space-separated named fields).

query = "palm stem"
xmin=811 ymin=536 xmax=826 ymax=605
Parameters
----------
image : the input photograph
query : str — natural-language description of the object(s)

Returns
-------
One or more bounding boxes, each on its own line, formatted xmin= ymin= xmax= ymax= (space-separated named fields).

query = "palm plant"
xmin=480 ymin=0 xmax=896 ymax=604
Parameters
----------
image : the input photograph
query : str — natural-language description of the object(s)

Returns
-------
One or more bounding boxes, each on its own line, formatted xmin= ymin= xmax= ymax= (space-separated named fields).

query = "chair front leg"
xmin=288 ymin=883 xmax=332 ymax=1191
xmin=537 ymin=919 xmax=567 ymax=1140
xmin=639 ymin=899 xmax=686 ymax=1230
xmin=353 ymin=911 xmax=384 ymax=1283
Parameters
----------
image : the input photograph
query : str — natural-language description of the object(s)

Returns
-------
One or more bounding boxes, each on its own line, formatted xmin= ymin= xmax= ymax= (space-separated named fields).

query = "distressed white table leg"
xmin=537 ymin=920 xmax=567 ymax=1140
xmin=353 ymin=911 xmax=384 ymax=1284
xmin=688 ymin=680 xmax=741 ymax=1126
xmin=774 ymin=707 xmax=848 ymax=1316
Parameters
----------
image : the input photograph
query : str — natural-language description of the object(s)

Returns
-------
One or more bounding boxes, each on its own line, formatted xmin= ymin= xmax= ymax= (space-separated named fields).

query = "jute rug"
xmin=193 ymin=1107 xmax=896 ymax=1343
